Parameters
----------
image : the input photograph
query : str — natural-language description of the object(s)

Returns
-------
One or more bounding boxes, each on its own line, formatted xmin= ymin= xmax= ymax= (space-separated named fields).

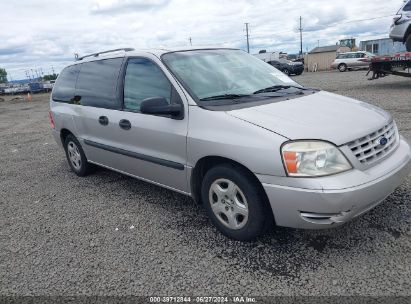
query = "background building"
xmin=360 ymin=38 xmax=406 ymax=55
xmin=305 ymin=45 xmax=351 ymax=71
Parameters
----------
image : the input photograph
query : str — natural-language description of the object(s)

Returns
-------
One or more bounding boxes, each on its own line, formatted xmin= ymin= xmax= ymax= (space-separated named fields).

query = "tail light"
xmin=49 ymin=111 xmax=55 ymax=129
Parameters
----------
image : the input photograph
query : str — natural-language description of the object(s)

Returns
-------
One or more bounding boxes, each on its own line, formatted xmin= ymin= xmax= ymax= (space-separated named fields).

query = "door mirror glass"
xmin=140 ymin=97 xmax=183 ymax=119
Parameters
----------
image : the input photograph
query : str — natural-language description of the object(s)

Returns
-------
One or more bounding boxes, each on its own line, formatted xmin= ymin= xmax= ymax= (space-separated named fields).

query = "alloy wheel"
xmin=67 ymin=141 xmax=82 ymax=171
xmin=208 ymin=178 xmax=249 ymax=230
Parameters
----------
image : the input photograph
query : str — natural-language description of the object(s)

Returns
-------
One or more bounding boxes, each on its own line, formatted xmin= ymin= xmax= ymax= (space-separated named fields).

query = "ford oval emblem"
xmin=378 ymin=137 xmax=388 ymax=146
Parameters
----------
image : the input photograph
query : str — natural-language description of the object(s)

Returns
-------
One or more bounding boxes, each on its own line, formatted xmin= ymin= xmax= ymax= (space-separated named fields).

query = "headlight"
xmin=281 ymin=141 xmax=352 ymax=177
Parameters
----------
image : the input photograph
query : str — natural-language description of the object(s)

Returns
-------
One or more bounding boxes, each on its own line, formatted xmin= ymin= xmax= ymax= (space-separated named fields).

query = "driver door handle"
xmin=119 ymin=119 xmax=131 ymax=130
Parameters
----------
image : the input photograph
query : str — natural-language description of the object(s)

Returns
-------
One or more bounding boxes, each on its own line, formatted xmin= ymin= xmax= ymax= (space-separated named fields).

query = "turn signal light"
xmin=283 ymin=151 xmax=298 ymax=174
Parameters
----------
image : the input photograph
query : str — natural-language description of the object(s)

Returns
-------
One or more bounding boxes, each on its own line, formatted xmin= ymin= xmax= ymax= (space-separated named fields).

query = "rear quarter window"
xmin=76 ymin=58 xmax=124 ymax=109
xmin=403 ymin=1 xmax=411 ymax=11
xmin=52 ymin=65 xmax=80 ymax=103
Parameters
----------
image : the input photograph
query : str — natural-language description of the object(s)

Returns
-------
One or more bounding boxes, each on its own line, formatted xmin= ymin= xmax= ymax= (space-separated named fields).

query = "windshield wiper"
xmin=253 ymin=85 xmax=305 ymax=95
xmin=199 ymin=94 xmax=250 ymax=101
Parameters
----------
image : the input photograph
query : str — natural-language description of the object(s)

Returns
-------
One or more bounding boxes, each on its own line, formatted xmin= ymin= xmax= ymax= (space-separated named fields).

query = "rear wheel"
xmin=201 ymin=164 xmax=271 ymax=241
xmin=406 ymin=35 xmax=411 ymax=52
xmin=338 ymin=63 xmax=348 ymax=72
xmin=64 ymin=134 xmax=94 ymax=176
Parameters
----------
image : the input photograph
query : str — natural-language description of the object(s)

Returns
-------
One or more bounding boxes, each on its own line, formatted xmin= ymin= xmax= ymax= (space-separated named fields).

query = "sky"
xmin=0 ymin=0 xmax=406 ymax=80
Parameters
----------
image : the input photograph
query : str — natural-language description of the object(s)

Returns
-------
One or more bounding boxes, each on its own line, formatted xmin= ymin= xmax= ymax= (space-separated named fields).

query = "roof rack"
xmin=76 ymin=48 xmax=135 ymax=61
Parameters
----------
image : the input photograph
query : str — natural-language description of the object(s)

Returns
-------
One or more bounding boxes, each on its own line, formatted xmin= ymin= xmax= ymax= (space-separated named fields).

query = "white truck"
xmin=253 ymin=50 xmax=280 ymax=62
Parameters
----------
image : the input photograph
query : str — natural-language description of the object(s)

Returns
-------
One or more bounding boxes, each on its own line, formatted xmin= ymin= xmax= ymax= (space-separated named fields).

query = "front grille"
xmin=347 ymin=121 xmax=398 ymax=165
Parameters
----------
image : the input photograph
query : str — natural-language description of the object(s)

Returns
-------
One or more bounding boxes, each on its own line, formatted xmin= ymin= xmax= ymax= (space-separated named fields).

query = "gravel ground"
xmin=0 ymin=71 xmax=410 ymax=298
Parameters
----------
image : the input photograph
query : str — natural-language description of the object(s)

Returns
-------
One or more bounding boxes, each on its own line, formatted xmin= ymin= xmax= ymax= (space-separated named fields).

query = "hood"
xmin=227 ymin=91 xmax=391 ymax=146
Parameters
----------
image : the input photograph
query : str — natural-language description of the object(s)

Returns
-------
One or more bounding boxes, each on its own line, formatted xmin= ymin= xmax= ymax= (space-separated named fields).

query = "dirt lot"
xmin=0 ymin=71 xmax=410 ymax=297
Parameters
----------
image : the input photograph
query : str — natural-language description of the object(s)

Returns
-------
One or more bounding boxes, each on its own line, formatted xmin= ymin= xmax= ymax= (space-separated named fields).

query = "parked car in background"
xmin=268 ymin=58 xmax=304 ymax=75
xmin=331 ymin=52 xmax=375 ymax=72
xmin=50 ymin=47 xmax=411 ymax=241
xmin=390 ymin=0 xmax=411 ymax=51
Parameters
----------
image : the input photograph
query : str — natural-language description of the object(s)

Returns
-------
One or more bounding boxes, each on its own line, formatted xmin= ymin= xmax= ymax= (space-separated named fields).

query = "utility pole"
xmin=245 ymin=23 xmax=250 ymax=53
xmin=299 ymin=16 xmax=303 ymax=56
xmin=51 ymin=66 xmax=55 ymax=75
xmin=189 ymin=37 xmax=192 ymax=46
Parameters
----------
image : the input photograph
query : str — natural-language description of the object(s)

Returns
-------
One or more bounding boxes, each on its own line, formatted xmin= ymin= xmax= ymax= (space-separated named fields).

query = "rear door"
xmin=71 ymin=57 xmax=125 ymax=169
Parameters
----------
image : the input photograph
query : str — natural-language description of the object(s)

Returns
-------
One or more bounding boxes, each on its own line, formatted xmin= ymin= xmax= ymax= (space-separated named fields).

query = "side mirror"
xmin=140 ymin=97 xmax=183 ymax=119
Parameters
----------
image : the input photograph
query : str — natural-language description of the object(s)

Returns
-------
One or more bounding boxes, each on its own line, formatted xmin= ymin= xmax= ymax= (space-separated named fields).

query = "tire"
xmin=295 ymin=71 xmax=303 ymax=76
xmin=201 ymin=164 xmax=271 ymax=241
xmin=282 ymin=68 xmax=290 ymax=75
xmin=338 ymin=63 xmax=348 ymax=72
xmin=64 ymin=134 xmax=94 ymax=176
xmin=406 ymin=35 xmax=411 ymax=52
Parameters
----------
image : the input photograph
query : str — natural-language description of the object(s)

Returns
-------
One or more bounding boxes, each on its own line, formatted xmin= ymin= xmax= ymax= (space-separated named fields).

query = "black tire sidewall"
xmin=201 ymin=164 xmax=268 ymax=241
xmin=406 ymin=35 xmax=411 ymax=52
xmin=338 ymin=64 xmax=347 ymax=72
xmin=64 ymin=135 xmax=90 ymax=176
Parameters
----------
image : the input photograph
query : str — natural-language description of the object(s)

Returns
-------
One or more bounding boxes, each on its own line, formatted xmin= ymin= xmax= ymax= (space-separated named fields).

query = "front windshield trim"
xmin=160 ymin=48 xmax=303 ymax=106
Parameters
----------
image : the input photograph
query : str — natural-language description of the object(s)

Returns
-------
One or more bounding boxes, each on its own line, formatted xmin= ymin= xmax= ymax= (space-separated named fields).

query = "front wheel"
xmin=201 ymin=164 xmax=271 ymax=241
xmin=406 ymin=35 xmax=411 ymax=52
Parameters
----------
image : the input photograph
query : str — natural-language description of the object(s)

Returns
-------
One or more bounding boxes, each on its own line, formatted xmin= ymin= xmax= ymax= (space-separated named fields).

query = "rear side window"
xmin=76 ymin=58 xmax=123 ymax=109
xmin=123 ymin=58 xmax=172 ymax=111
xmin=52 ymin=65 xmax=80 ymax=102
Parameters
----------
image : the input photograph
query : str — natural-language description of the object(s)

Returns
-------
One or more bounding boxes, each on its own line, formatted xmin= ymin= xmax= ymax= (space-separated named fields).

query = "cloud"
xmin=90 ymin=0 xmax=171 ymax=14
xmin=0 ymin=0 xmax=403 ymax=79
xmin=0 ymin=48 xmax=25 ymax=56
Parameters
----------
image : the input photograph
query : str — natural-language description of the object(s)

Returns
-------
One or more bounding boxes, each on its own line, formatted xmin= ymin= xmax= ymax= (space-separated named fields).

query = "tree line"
xmin=0 ymin=68 xmax=58 ymax=83
xmin=0 ymin=68 xmax=7 ymax=83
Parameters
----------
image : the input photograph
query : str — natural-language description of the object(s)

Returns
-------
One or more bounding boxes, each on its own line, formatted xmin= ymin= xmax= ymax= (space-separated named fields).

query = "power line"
xmin=339 ymin=14 xmax=394 ymax=24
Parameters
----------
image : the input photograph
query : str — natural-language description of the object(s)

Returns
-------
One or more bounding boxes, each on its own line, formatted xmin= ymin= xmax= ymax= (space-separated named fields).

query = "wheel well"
xmin=190 ymin=156 xmax=272 ymax=211
xmin=60 ymin=128 xmax=73 ymax=146
xmin=404 ymin=25 xmax=411 ymax=42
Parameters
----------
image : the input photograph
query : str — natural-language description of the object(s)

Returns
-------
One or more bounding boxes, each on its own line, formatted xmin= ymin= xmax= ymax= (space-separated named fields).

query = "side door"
xmin=346 ymin=53 xmax=358 ymax=67
xmin=86 ymin=56 xmax=189 ymax=193
xmin=71 ymin=57 xmax=126 ymax=170
xmin=115 ymin=56 xmax=188 ymax=192
xmin=269 ymin=60 xmax=281 ymax=70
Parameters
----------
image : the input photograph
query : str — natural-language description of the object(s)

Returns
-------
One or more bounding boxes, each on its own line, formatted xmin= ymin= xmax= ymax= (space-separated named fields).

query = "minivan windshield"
xmin=162 ymin=49 xmax=301 ymax=104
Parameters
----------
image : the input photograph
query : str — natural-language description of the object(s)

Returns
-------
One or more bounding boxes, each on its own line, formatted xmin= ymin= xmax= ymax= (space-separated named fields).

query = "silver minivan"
xmin=50 ymin=47 xmax=411 ymax=241
xmin=331 ymin=52 xmax=375 ymax=72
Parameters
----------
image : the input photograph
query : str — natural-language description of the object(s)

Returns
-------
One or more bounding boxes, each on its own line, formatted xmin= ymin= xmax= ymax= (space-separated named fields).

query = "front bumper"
xmin=259 ymin=137 xmax=411 ymax=229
